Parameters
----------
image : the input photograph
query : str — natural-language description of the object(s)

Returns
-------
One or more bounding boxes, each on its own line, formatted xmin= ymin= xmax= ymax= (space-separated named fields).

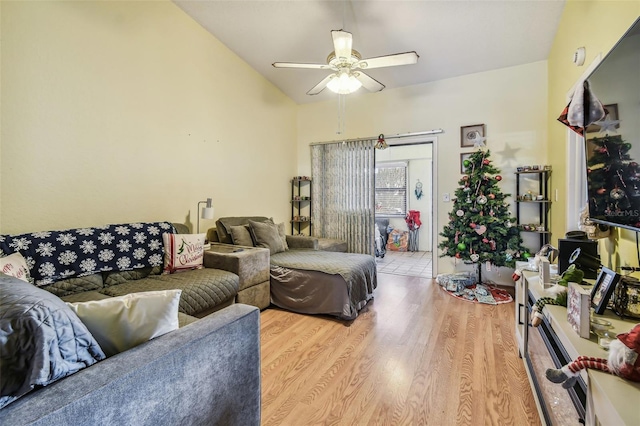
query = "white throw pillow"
xmin=162 ymin=233 xmax=205 ymax=273
xmin=0 ymin=252 xmax=32 ymax=283
xmin=67 ymin=289 xmax=181 ymax=357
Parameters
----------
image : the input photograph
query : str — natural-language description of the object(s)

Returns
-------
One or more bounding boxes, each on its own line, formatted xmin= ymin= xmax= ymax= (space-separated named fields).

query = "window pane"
xmin=375 ymin=165 xmax=406 ymax=215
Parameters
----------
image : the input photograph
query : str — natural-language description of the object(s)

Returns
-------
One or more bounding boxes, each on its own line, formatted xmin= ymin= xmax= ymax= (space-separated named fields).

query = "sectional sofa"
xmin=0 ymin=221 xmax=261 ymax=424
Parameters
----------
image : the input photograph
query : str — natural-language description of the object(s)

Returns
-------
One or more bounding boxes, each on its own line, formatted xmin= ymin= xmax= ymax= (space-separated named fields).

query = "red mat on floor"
xmin=441 ymin=284 xmax=513 ymax=305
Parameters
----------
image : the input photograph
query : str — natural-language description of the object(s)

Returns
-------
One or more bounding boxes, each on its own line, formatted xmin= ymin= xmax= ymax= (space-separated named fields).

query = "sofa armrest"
xmin=286 ymin=235 xmax=318 ymax=250
xmin=0 ymin=304 xmax=261 ymax=426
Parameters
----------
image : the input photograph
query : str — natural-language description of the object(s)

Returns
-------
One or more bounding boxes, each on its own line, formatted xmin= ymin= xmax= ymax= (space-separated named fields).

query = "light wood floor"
xmin=260 ymin=273 xmax=540 ymax=426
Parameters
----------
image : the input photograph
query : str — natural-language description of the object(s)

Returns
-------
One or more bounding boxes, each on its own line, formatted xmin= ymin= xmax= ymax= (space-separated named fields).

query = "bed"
xmin=269 ymin=250 xmax=377 ymax=320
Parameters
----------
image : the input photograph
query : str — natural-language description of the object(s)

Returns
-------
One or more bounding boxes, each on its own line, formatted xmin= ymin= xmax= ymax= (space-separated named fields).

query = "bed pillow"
xmin=229 ymin=225 xmax=254 ymax=246
xmin=67 ymin=289 xmax=181 ymax=357
xmin=0 ymin=252 xmax=32 ymax=283
xmin=0 ymin=275 xmax=105 ymax=409
xmin=248 ymin=220 xmax=286 ymax=255
xmin=162 ymin=233 xmax=205 ymax=273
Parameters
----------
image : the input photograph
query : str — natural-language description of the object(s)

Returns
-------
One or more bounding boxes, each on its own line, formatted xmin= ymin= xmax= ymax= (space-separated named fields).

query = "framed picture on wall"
xmin=461 ymin=124 xmax=486 ymax=148
xmin=586 ymin=104 xmax=619 ymax=134
xmin=460 ymin=153 xmax=472 ymax=174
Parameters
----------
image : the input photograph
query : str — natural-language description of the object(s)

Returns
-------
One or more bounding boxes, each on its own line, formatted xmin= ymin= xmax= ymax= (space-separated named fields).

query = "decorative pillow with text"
xmin=0 ymin=252 xmax=32 ymax=283
xmin=162 ymin=233 xmax=205 ymax=274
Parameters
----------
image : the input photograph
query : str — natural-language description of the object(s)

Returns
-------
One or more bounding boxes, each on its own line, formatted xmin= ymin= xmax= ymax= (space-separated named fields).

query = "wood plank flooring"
xmin=260 ymin=273 xmax=540 ymax=426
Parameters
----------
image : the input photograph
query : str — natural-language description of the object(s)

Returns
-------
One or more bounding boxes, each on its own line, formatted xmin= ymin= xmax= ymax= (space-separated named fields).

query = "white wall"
xmin=297 ymin=61 xmax=548 ymax=283
xmin=0 ymin=1 xmax=297 ymax=234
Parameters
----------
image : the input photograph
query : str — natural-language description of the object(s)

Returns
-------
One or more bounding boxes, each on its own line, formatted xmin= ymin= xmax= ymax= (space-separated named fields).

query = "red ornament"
xmin=455 ymin=252 xmax=462 ymax=259
xmin=587 ymin=168 xmax=592 ymax=174
xmin=488 ymin=193 xmax=496 ymax=199
xmin=495 ymin=175 xmax=502 ymax=181
xmin=597 ymin=187 xmax=607 ymax=195
xmin=483 ymin=159 xmax=490 ymax=165
xmin=470 ymin=223 xmax=477 ymax=229
xmin=482 ymin=238 xmax=489 ymax=243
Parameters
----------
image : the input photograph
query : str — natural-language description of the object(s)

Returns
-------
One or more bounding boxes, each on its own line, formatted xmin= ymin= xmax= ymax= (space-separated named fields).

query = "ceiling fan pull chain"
xmin=337 ymin=94 xmax=346 ymax=135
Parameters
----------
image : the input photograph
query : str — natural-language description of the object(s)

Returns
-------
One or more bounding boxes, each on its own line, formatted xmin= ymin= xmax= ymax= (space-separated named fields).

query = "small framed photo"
xmin=461 ymin=124 xmax=486 ymax=148
xmin=590 ymin=266 xmax=621 ymax=315
xmin=460 ymin=153 xmax=472 ymax=174
xmin=586 ymin=104 xmax=619 ymax=133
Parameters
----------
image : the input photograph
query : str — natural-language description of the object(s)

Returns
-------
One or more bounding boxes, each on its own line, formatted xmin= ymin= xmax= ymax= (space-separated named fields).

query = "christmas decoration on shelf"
xmin=587 ymin=134 xmax=640 ymax=229
xmin=439 ymin=149 xmax=529 ymax=279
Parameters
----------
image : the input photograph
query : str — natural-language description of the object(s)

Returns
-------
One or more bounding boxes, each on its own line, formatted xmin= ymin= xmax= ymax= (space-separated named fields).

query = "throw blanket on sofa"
xmin=0 ymin=222 xmax=175 ymax=286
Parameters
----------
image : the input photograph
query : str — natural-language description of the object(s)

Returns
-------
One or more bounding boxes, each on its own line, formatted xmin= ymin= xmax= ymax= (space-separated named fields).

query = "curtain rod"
xmin=309 ymin=129 xmax=444 ymax=146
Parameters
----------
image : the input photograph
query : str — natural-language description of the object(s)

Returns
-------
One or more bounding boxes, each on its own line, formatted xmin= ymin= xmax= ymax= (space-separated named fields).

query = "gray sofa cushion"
xmin=229 ymin=225 xmax=254 ymax=246
xmin=216 ymin=216 xmax=270 ymax=244
xmin=102 ymin=267 xmax=161 ymax=287
xmin=40 ymin=273 xmax=104 ymax=297
xmin=0 ymin=275 xmax=105 ymax=409
xmin=248 ymin=220 xmax=286 ymax=255
xmin=99 ymin=269 xmax=239 ymax=317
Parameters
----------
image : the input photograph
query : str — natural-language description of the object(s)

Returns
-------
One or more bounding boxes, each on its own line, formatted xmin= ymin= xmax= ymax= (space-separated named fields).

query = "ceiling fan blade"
xmin=272 ymin=62 xmax=332 ymax=70
xmin=355 ymin=52 xmax=419 ymax=70
xmin=306 ymin=74 xmax=336 ymax=95
xmin=331 ymin=30 xmax=353 ymax=62
xmin=353 ymin=71 xmax=385 ymax=92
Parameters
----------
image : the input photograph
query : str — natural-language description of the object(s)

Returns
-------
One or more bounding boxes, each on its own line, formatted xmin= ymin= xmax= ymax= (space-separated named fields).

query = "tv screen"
xmin=584 ymin=18 xmax=640 ymax=232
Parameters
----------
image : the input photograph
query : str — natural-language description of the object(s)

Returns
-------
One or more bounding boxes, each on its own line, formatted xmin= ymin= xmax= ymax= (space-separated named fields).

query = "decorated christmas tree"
xmin=439 ymin=149 xmax=529 ymax=272
xmin=587 ymin=134 xmax=640 ymax=228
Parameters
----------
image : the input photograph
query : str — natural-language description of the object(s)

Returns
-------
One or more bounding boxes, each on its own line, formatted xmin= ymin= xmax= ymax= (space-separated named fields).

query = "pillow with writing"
xmin=162 ymin=233 xmax=205 ymax=274
xmin=0 ymin=252 xmax=32 ymax=283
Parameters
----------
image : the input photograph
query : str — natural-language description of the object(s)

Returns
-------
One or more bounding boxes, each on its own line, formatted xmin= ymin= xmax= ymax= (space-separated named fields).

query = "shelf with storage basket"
xmin=291 ymin=176 xmax=312 ymax=236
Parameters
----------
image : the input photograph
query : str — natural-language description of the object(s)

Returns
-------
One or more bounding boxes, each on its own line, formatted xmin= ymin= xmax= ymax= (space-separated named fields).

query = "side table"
xmin=203 ymin=243 xmax=270 ymax=310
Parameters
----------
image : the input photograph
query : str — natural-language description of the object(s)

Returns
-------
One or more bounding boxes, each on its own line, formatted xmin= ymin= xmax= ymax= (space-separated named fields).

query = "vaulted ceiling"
xmin=174 ymin=1 xmax=566 ymax=104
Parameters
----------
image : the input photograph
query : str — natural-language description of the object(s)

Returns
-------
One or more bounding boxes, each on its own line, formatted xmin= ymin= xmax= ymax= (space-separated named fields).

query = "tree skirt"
xmin=441 ymin=284 xmax=513 ymax=305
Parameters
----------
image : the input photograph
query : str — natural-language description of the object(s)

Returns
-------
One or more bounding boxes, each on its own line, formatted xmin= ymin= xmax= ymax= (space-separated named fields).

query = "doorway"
xmin=375 ymin=139 xmax=434 ymax=278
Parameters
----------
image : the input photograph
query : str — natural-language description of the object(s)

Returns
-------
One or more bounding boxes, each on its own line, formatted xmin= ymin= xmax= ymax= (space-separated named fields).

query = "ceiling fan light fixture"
xmin=327 ymin=71 xmax=362 ymax=94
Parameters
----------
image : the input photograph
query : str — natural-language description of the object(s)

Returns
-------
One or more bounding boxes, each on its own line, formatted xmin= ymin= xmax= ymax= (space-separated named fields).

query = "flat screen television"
xmin=584 ymin=18 xmax=640 ymax=232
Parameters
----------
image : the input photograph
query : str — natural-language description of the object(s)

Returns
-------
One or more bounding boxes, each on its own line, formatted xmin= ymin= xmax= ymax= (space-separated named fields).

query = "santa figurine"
xmin=546 ymin=323 xmax=640 ymax=388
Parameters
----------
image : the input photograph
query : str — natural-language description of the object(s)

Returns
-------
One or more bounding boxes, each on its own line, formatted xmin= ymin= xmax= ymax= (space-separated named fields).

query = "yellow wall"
xmin=0 ymin=1 xmax=297 ymax=234
xmin=297 ymin=61 xmax=549 ymax=280
xmin=547 ymin=1 xmax=639 ymax=268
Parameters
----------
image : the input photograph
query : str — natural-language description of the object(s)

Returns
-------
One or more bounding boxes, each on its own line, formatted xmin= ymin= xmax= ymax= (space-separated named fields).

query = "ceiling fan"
xmin=272 ymin=30 xmax=419 ymax=95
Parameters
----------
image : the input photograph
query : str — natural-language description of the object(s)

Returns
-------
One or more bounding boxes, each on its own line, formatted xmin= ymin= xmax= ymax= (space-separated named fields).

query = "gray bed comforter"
xmin=269 ymin=250 xmax=377 ymax=320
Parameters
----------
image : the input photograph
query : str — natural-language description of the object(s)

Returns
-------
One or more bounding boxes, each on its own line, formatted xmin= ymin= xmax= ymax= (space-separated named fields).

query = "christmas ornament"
xmin=462 ymin=175 xmax=469 ymax=181
xmin=495 ymin=175 xmax=502 ymax=181
xmin=470 ymin=254 xmax=480 ymax=262
xmin=463 ymin=186 xmax=471 ymax=192
xmin=624 ymin=143 xmax=632 ymax=151
xmin=490 ymin=240 xmax=497 ymax=250
xmin=596 ymin=116 xmax=620 ymax=133
xmin=466 ymin=197 xmax=472 ymax=203
xmin=488 ymin=193 xmax=496 ymax=199
xmin=505 ymin=253 xmax=513 ymax=262
xmin=456 ymin=209 xmax=464 ymax=217
xmin=463 ymin=159 xmax=470 ymax=167
xmin=475 ymin=225 xmax=487 ymax=235
xmin=470 ymin=223 xmax=477 ymax=229
xmin=523 ymin=252 xmax=531 ymax=259
xmin=455 ymin=252 xmax=462 ymax=259
xmin=477 ymin=195 xmax=488 ymax=204
xmin=597 ymin=187 xmax=607 ymax=195
xmin=457 ymin=242 xmax=466 ymax=250
xmin=505 ymin=220 xmax=513 ymax=228
xmin=483 ymin=159 xmax=490 ymax=165
xmin=611 ymin=188 xmax=625 ymax=200
xmin=482 ymin=238 xmax=489 ymax=243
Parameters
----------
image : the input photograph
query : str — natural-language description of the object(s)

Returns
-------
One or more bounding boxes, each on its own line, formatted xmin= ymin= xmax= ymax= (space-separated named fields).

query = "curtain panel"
xmin=311 ymin=140 xmax=375 ymax=255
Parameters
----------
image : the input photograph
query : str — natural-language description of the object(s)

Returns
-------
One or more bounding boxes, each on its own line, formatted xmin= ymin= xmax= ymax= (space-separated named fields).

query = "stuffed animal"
xmin=529 ymin=264 xmax=584 ymax=327
xmin=546 ymin=323 xmax=640 ymax=388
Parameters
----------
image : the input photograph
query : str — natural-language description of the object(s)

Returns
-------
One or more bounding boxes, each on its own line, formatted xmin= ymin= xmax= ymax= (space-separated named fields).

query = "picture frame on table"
xmin=590 ymin=266 xmax=621 ymax=315
xmin=460 ymin=153 xmax=472 ymax=174
xmin=586 ymin=104 xmax=619 ymax=134
xmin=460 ymin=124 xmax=486 ymax=148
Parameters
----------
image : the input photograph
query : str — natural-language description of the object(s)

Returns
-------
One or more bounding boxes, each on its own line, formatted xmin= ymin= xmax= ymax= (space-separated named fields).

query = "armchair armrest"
xmin=286 ymin=235 xmax=318 ymax=250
